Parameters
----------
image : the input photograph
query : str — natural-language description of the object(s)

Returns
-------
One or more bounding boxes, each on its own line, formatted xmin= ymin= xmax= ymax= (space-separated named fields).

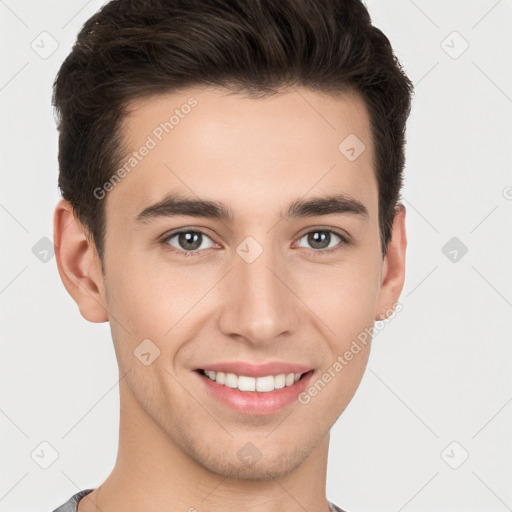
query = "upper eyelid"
xmin=162 ymin=228 xmax=217 ymax=245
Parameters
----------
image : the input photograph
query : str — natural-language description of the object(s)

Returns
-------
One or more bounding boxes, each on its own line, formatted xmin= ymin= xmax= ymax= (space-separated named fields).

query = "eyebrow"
xmin=133 ymin=192 xmax=369 ymax=224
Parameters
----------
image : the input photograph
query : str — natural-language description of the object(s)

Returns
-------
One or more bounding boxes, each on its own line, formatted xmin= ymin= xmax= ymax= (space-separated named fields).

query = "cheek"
xmin=103 ymin=253 xmax=213 ymax=372
xmin=299 ymin=271 xmax=378 ymax=413
xmin=331 ymin=279 xmax=378 ymax=340
xmin=102 ymin=258 xmax=167 ymax=364
xmin=298 ymin=256 xmax=381 ymax=344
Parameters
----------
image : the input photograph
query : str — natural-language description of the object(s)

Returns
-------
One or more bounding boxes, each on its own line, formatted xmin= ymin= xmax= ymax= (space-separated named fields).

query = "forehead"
xmin=107 ymin=85 xmax=377 ymax=225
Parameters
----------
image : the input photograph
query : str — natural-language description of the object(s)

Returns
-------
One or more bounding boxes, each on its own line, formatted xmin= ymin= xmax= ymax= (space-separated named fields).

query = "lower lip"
xmin=195 ymin=370 xmax=315 ymax=415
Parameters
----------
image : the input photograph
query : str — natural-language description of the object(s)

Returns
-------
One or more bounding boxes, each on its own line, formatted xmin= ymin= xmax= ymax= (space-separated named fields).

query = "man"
xmin=51 ymin=0 xmax=413 ymax=510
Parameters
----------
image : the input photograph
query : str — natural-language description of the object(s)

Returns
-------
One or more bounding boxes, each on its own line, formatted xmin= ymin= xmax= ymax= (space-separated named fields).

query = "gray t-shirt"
xmin=51 ymin=489 xmax=347 ymax=512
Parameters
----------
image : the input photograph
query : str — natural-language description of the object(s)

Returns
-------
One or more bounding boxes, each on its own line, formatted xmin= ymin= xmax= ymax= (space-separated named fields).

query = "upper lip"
xmin=196 ymin=361 xmax=313 ymax=378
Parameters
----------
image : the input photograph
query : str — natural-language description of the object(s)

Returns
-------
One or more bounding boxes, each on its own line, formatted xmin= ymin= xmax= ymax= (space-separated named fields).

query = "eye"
xmin=161 ymin=227 xmax=350 ymax=258
xmin=162 ymin=229 xmax=216 ymax=256
xmin=295 ymin=229 xmax=348 ymax=254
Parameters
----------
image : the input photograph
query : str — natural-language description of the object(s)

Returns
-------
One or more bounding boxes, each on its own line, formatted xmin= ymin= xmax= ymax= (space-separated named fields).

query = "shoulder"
xmin=50 ymin=489 xmax=94 ymax=512
xmin=328 ymin=500 xmax=349 ymax=512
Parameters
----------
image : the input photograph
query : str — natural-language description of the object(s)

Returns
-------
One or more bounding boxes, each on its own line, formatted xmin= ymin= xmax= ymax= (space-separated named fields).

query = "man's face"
xmin=96 ymin=86 xmax=401 ymax=478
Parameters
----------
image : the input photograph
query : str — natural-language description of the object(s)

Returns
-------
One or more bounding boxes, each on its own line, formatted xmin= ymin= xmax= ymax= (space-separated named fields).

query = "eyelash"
xmin=160 ymin=228 xmax=350 ymax=258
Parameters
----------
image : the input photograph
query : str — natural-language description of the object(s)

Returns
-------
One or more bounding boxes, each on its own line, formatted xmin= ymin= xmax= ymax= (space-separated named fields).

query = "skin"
xmin=53 ymin=85 xmax=407 ymax=512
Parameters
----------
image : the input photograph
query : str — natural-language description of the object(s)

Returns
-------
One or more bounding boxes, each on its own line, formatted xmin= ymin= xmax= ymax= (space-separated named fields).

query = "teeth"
xmin=274 ymin=374 xmax=286 ymax=389
xmin=202 ymin=370 xmax=305 ymax=392
xmin=238 ymin=375 xmax=255 ymax=391
xmin=224 ymin=373 xmax=238 ymax=388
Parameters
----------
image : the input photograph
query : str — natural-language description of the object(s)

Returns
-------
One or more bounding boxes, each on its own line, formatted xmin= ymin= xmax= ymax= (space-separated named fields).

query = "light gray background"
xmin=1 ymin=1 xmax=511 ymax=511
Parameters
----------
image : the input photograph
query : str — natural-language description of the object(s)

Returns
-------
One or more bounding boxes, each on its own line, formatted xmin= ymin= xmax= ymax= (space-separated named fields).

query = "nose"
xmin=217 ymin=243 xmax=301 ymax=347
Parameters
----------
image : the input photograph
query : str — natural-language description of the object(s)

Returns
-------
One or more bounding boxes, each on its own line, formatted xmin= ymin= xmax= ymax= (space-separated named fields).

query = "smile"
xmin=195 ymin=367 xmax=315 ymax=415
xmin=199 ymin=369 xmax=306 ymax=392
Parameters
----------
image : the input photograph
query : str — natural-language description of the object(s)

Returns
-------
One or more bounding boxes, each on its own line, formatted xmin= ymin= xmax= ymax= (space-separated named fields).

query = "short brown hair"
xmin=53 ymin=0 xmax=414 ymax=267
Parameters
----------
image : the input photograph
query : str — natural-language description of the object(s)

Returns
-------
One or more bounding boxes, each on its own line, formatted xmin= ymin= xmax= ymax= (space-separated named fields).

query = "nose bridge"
xmin=218 ymin=236 xmax=297 ymax=344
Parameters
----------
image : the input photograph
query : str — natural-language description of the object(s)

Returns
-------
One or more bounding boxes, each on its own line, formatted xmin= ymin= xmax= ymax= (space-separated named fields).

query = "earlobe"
xmin=53 ymin=199 xmax=109 ymax=323
xmin=375 ymin=203 xmax=407 ymax=321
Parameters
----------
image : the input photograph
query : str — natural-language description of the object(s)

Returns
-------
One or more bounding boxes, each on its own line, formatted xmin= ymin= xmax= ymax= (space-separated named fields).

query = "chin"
xmin=190 ymin=442 xmax=311 ymax=480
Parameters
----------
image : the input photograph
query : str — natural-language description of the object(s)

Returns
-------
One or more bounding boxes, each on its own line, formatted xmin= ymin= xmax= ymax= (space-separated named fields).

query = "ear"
xmin=375 ymin=203 xmax=407 ymax=321
xmin=53 ymin=199 xmax=108 ymax=323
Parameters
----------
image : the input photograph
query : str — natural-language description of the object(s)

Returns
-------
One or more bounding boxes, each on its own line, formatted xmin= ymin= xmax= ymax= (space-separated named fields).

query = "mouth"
xmin=195 ymin=368 xmax=314 ymax=392
xmin=194 ymin=367 xmax=315 ymax=415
